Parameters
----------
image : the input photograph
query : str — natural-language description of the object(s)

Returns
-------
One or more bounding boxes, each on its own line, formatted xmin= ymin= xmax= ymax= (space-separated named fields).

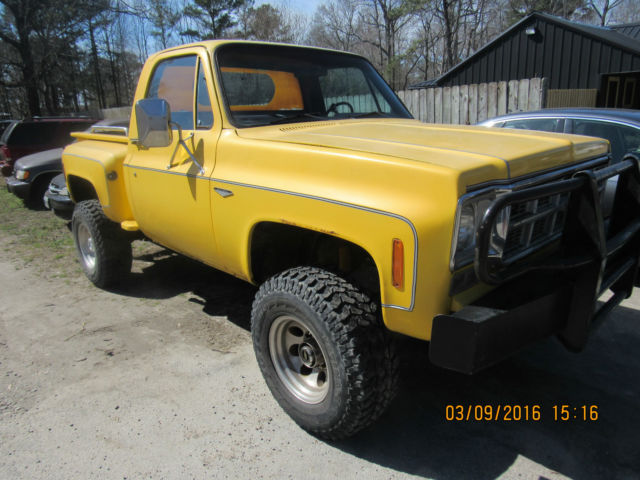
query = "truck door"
xmin=125 ymin=49 xmax=221 ymax=265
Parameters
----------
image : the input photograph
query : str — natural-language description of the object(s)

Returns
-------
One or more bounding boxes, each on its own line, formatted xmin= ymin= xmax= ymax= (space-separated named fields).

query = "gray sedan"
xmin=479 ymin=108 xmax=640 ymax=216
xmin=6 ymin=147 xmax=63 ymax=208
xmin=6 ymin=118 xmax=129 ymax=209
xmin=478 ymin=108 xmax=640 ymax=163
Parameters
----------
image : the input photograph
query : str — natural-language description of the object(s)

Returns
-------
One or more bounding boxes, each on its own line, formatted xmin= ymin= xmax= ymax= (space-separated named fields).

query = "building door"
xmin=601 ymin=73 xmax=640 ymax=109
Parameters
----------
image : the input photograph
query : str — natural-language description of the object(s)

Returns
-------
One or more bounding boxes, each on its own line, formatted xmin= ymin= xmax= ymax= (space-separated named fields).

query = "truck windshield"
xmin=216 ymin=44 xmax=412 ymax=128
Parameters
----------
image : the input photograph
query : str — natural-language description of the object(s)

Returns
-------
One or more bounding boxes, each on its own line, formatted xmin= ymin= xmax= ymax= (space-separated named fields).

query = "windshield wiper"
xmin=268 ymin=113 xmax=326 ymax=125
xmin=348 ymin=111 xmax=391 ymax=119
xmin=267 ymin=111 xmax=391 ymax=125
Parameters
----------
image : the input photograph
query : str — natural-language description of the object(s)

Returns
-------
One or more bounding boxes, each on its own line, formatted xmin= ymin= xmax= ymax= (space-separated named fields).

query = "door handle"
xmin=214 ymin=187 xmax=233 ymax=198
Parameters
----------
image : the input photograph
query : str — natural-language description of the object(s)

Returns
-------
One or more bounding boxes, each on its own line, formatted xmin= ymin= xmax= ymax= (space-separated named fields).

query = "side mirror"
xmin=134 ymin=98 xmax=172 ymax=148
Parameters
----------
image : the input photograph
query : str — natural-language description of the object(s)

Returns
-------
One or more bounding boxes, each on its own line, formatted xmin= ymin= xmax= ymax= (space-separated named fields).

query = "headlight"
xmin=15 ymin=169 xmax=29 ymax=180
xmin=490 ymin=205 xmax=511 ymax=257
xmin=456 ymin=204 xmax=476 ymax=253
xmin=450 ymin=189 xmax=509 ymax=270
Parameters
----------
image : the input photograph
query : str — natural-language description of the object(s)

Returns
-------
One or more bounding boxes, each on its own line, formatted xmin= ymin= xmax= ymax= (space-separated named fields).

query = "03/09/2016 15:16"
xmin=445 ymin=404 xmax=599 ymax=422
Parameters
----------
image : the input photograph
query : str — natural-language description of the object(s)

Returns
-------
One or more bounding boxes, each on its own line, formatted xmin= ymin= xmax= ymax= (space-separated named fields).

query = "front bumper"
xmin=6 ymin=175 xmax=30 ymax=199
xmin=43 ymin=191 xmax=73 ymax=219
xmin=430 ymin=155 xmax=640 ymax=374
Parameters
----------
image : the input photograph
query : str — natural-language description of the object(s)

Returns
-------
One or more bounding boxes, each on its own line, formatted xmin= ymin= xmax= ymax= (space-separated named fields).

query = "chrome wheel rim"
xmin=76 ymin=223 xmax=96 ymax=272
xmin=269 ymin=315 xmax=330 ymax=404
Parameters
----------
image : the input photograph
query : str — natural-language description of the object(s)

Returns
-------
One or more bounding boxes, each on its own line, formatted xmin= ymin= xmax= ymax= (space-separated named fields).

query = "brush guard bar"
xmin=430 ymin=155 xmax=640 ymax=374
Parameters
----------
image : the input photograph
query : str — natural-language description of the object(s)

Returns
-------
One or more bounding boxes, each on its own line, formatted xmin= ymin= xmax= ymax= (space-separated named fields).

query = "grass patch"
xmin=0 ymin=177 xmax=78 ymax=277
xmin=0 ymin=177 xmax=162 ymax=281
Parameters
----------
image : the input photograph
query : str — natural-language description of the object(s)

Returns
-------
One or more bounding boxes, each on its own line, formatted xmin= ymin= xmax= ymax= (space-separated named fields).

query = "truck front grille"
xmin=499 ymin=162 xmax=611 ymax=265
xmin=502 ymin=192 xmax=570 ymax=263
xmin=49 ymin=184 xmax=63 ymax=194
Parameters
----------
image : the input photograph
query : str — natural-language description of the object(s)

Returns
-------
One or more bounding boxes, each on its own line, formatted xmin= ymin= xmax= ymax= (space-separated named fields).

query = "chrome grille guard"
xmin=475 ymin=155 xmax=640 ymax=288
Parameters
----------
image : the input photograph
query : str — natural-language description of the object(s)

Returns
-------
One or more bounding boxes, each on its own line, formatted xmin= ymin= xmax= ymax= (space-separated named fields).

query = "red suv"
xmin=0 ymin=117 xmax=96 ymax=176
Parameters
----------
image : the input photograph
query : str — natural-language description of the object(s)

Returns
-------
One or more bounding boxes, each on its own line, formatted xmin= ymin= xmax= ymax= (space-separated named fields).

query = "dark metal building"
xmin=412 ymin=12 xmax=640 ymax=109
xmin=611 ymin=23 xmax=640 ymax=41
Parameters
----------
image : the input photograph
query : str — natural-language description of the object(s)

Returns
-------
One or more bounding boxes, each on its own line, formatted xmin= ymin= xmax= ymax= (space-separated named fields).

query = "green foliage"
xmin=241 ymin=4 xmax=293 ymax=43
xmin=0 ymin=0 xmax=136 ymax=117
xmin=182 ymin=0 xmax=247 ymax=40
xmin=0 ymin=0 xmax=633 ymax=117
xmin=149 ymin=0 xmax=182 ymax=49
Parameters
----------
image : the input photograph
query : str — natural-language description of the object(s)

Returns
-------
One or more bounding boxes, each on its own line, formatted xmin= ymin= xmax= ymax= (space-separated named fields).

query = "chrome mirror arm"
xmin=166 ymin=122 xmax=205 ymax=174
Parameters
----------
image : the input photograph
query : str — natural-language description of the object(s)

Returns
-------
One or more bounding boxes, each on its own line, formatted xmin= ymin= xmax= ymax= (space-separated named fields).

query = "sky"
xmin=258 ymin=0 xmax=325 ymax=15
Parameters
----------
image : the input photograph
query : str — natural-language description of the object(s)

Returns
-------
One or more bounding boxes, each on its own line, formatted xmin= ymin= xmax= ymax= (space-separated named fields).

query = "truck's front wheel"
xmin=251 ymin=267 xmax=398 ymax=439
xmin=72 ymin=200 xmax=132 ymax=288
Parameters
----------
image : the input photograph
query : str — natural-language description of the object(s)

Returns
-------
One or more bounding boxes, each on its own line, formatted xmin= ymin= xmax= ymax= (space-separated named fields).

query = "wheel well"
xmin=67 ymin=175 xmax=98 ymax=203
xmin=25 ymin=172 xmax=57 ymax=208
xmin=30 ymin=172 xmax=57 ymax=196
xmin=250 ymin=222 xmax=380 ymax=299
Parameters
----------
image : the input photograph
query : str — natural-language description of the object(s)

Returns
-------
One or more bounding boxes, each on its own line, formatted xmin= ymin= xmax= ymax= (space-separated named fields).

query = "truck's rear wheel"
xmin=72 ymin=200 xmax=132 ymax=288
xmin=251 ymin=267 xmax=398 ymax=439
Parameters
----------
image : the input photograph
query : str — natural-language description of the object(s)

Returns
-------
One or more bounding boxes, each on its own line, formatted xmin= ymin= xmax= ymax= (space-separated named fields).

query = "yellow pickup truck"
xmin=62 ymin=40 xmax=640 ymax=439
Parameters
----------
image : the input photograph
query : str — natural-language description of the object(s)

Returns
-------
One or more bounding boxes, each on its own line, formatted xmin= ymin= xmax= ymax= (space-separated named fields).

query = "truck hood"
xmin=14 ymin=147 xmax=63 ymax=170
xmin=236 ymin=119 xmax=608 ymax=182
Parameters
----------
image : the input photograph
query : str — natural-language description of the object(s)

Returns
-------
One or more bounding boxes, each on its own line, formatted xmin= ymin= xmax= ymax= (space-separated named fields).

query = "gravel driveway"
xmin=1 ymin=228 xmax=639 ymax=479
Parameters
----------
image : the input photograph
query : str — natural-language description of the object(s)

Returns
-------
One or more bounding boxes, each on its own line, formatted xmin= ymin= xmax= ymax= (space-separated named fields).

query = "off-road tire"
xmin=72 ymin=200 xmax=132 ymax=288
xmin=251 ymin=266 xmax=399 ymax=439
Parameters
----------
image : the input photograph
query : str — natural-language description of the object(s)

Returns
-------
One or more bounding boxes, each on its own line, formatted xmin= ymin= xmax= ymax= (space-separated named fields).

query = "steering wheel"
xmin=326 ymin=101 xmax=355 ymax=116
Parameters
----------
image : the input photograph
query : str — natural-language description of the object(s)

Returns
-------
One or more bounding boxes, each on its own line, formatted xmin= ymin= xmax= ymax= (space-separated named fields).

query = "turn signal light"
xmin=392 ymin=238 xmax=404 ymax=289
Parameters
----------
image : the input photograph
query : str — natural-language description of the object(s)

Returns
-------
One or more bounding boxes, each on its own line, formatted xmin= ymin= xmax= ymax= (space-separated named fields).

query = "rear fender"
xmin=62 ymin=141 xmax=132 ymax=223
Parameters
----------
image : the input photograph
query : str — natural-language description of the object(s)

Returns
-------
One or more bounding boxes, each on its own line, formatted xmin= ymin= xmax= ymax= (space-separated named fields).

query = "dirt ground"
xmin=1 ymin=197 xmax=639 ymax=479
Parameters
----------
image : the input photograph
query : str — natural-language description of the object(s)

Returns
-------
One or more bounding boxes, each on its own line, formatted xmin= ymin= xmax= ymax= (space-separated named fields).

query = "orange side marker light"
xmin=392 ymin=238 xmax=404 ymax=289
